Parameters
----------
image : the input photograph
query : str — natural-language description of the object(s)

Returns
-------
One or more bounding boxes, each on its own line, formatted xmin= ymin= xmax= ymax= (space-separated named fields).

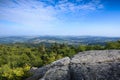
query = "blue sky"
xmin=0 ymin=0 xmax=120 ymax=37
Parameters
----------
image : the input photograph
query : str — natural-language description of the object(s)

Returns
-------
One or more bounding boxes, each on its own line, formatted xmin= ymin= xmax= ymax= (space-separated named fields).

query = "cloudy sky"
xmin=0 ymin=0 xmax=120 ymax=36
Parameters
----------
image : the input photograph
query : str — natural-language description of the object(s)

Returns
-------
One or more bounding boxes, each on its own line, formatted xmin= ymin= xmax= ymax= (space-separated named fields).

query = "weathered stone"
xmin=26 ymin=50 xmax=120 ymax=80
xmin=26 ymin=65 xmax=51 ymax=80
xmin=70 ymin=62 xmax=120 ymax=80
xmin=29 ymin=67 xmax=38 ymax=74
xmin=71 ymin=50 xmax=120 ymax=64
xmin=51 ymin=57 xmax=70 ymax=66
xmin=40 ymin=66 xmax=70 ymax=80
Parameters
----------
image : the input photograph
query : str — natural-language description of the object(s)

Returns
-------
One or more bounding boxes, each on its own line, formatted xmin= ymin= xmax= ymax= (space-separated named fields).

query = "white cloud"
xmin=0 ymin=0 xmax=103 ymax=28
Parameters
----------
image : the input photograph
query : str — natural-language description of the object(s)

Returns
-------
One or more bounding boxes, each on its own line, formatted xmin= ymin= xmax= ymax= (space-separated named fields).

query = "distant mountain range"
xmin=0 ymin=36 xmax=120 ymax=45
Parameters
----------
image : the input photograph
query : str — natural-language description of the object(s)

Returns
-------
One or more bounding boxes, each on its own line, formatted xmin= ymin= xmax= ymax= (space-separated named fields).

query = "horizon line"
xmin=0 ymin=35 xmax=120 ymax=38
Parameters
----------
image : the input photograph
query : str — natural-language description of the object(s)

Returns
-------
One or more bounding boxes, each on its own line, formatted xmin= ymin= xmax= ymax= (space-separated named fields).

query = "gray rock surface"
xmin=26 ymin=50 xmax=120 ymax=80
xmin=51 ymin=57 xmax=70 ymax=66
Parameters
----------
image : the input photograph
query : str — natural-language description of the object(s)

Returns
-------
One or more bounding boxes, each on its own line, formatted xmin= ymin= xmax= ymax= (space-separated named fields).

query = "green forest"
xmin=0 ymin=41 xmax=120 ymax=80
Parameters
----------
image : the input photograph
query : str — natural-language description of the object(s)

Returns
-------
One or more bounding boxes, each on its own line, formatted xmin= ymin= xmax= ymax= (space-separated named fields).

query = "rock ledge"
xmin=26 ymin=50 xmax=120 ymax=80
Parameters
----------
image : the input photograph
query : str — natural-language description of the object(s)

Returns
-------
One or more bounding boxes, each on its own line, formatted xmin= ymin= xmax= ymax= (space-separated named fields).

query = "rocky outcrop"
xmin=26 ymin=50 xmax=120 ymax=80
xmin=26 ymin=57 xmax=70 ymax=80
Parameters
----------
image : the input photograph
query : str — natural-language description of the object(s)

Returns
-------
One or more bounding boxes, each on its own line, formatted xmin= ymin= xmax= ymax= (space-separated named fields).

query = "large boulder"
xmin=40 ymin=65 xmax=70 ymax=80
xmin=40 ymin=57 xmax=71 ymax=80
xmin=26 ymin=57 xmax=70 ymax=80
xmin=26 ymin=50 xmax=120 ymax=80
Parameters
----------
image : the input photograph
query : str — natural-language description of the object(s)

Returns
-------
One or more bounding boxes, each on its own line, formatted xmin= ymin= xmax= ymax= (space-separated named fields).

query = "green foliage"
xmin=77 ymin=45 xmax=86 ymax=52
xmin=0 ymin=64 xmax=31 ymax=80
xmin=106 ymin=41 xmax=120 ymax=49
xmin=0 ymin=40 xmax=120 ymax=80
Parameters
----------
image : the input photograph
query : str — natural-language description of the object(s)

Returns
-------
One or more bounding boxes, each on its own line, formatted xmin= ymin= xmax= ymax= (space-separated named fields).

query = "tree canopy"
xmin=0 ymin=40 xmax=120 ymax=80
